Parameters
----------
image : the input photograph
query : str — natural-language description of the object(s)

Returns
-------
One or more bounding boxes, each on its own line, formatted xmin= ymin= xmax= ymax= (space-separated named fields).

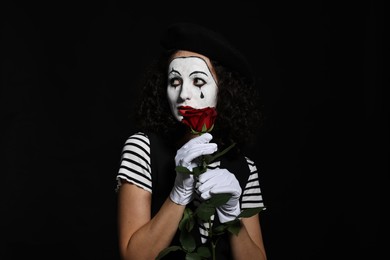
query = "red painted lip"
xmin=177 ymin=106 xmax=194 ymax=110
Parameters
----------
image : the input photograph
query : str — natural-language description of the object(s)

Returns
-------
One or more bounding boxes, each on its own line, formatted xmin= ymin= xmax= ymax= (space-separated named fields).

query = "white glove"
xmin=170 ymin=133 xmax=218 ymax=205
xmin=196 ymin=168 xmax=242 ymax=223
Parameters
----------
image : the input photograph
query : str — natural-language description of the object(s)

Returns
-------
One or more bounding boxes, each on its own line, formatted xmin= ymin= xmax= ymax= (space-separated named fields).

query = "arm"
xmin=230 ymin=156 xmax=266 ymax=259
xmin=117 ymin=182 xmax=185 ymax=260
xmin=117 ymin=133 xmax=218 ymax=259
xmin=230 ymin=214 xmax=267 ymax=260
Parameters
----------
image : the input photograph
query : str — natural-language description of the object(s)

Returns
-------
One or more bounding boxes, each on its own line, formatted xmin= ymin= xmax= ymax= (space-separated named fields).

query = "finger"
xmin=177 ymin=143 xmax=217 ymax=164
xmin=197 ymin=177 xmax=218 ymax=194
xmin=186 ymin=133 xmax=213 ymax=146
xmin=197 ymin=169 xmax=224 ymax=183
xmin=200 ymin=190 xmax=212 ymax=200
xmin=210 ymin=185 xmax=241 ymax=197
xmin=182 ymin=144 xmax=218 ymax=162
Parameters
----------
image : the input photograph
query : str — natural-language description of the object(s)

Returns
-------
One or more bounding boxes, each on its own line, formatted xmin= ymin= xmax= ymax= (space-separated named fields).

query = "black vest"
xmin=147 ymin=132 xmax=250 ymax=259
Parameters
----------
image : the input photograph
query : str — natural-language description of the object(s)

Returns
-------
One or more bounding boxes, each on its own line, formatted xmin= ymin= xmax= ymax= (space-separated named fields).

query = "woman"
xmin=116 ymin=22 xmax=267 ymax=260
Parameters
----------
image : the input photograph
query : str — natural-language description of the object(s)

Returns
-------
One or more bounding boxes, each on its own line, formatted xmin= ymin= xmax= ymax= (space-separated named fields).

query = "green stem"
xmin=211 ymin=241 xmax=216 ymax=260
xmin=207 ymin=218 xmax=214 ymax=260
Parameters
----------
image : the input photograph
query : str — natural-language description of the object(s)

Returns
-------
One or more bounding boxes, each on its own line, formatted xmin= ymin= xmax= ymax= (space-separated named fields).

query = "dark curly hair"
xmin=131 ymin=50 xmax=263 ymax=155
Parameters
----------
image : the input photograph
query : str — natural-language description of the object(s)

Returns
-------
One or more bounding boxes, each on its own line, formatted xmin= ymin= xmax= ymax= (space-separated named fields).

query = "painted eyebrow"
xmin=169 ymin=68 xmax=181 ymax=76
xmin=189 ymin=71 xmax=208 ymax=77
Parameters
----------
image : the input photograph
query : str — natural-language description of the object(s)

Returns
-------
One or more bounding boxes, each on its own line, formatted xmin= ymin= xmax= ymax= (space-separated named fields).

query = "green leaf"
xmin=156 ymin=246 xmax=183 ymax=259
xmin=195 ymin=202 xmax=216 ymax=222
xmin=180 ymin=228 xmax=196 ymax=253
xmin=201 ymin=123 xmax=207 ymax=133
xmin=179 ymin=208 xmax=194 ymax=232
xmin=195 ymin=194 xmax=231 ymax=221
xmin=197 ymin=246 xmax=211 ymax=258
xmin=212 ymin=223 xmax=228 ymax=235
xmin=192 ymin=165 xmax=206 ymax=177
xmin=238 ymin=207 xmax=265 ymax=218
xmin=175 ymin=166 xmax=193 ymax=174
xmin=226 ymin=219 xmax=242 ymax=236
xmin=208 ymin=193 xmax=231 ymax=207
xmin=185 ymin=252 xmax=202 ymax=260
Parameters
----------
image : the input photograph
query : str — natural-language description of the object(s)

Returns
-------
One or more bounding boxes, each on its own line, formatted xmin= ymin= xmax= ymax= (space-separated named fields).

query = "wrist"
xmin=170 ymin=188 xmax=193 ymax=206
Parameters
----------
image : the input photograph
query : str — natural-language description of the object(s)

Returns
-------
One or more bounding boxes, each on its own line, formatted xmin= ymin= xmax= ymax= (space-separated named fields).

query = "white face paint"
xmin=167 ymin=53 xmax=218 ymax=122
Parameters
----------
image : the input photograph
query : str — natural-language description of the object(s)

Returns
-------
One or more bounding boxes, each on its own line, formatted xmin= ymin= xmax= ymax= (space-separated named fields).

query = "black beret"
xmin=160 ymin=22 xmax=254 ymax=84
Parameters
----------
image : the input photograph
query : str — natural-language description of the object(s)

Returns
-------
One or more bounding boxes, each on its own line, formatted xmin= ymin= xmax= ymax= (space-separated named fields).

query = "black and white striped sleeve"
xmin=116 ymin=132 xmax=152 ymax=193
xmin=241 ymin=156 xmax=266 ymax=210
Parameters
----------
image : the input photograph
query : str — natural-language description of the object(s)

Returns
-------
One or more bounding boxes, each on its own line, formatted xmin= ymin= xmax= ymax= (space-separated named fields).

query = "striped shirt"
xmin=116 ymin=132 xmax=152 ymax=192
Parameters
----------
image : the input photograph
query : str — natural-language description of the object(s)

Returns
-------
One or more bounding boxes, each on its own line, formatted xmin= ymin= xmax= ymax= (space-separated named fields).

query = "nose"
xmin=179 ymin=80 xmax=192 ymax=101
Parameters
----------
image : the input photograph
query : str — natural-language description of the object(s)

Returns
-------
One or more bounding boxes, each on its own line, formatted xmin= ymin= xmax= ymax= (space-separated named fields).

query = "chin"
xmin=175 ymin=115 xmax=183 ymax=122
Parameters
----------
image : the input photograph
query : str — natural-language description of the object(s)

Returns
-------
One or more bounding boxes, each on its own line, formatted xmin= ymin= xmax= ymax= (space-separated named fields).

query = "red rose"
xmin=178 ymin=106 xmax=217 ymax=134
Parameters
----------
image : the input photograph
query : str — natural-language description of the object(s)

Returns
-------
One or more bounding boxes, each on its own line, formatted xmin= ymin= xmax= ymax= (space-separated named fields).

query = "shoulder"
xmin=122 ymin=132 xmax=150 ymax=149
xmin=120 ymin=132 xmax=152 ymax=162
xmin=125 ymin=132 xmax=150 ymax=144
xmin=243 ymin=156 xmax=258 ymax=173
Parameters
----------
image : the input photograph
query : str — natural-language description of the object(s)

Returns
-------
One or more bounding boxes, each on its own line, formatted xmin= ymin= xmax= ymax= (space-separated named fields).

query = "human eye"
xmin=193 ymin=78 xmax=206 ymax=87
xmin=169 ymin=77 xmax=182 ymax=87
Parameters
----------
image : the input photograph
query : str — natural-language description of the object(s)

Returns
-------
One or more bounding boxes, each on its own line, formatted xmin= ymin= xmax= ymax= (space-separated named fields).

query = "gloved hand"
xmin=170 ymin=133 xmax=218 ymax=205
xmin=196 ymin=168 xmax=242 ymax=223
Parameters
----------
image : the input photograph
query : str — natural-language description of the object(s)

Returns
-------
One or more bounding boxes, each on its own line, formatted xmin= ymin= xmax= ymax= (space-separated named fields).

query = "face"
xmin=167 ymin=50 xmax=218 ymax=122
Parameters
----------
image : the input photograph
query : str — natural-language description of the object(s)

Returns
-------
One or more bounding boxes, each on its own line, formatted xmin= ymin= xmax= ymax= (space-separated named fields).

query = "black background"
xmin=1 ymin=1 xmax=383 ymax=259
